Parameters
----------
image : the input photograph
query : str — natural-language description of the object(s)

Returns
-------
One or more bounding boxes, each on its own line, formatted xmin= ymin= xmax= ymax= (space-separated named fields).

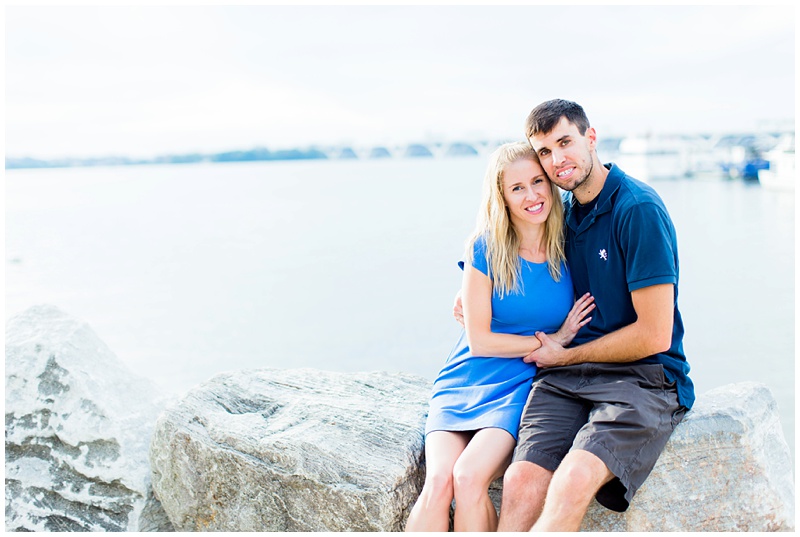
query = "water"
xmin=5 ymin=157 xmax=795 ymax=457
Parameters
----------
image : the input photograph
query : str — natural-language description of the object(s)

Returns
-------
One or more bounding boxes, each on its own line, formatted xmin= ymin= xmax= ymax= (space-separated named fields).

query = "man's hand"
xmin=453 ymin=290 xmax=464 ymax=327
xmin=523 ymin=331 xmax=573 ymax=368
xmin=526 ymin=284 xmax=675 ymax=368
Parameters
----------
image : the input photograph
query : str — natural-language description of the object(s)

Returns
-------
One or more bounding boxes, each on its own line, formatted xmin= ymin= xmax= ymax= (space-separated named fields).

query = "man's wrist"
xmin=563 ymin=346 xmax=584 ymax=366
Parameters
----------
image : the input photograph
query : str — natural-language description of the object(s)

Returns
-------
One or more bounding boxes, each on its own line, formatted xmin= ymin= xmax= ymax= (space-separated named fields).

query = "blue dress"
xmin=425 ymin=236 xmax=574 ymax=440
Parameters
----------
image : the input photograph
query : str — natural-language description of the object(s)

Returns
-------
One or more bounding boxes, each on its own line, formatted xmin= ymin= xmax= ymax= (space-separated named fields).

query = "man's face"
xmin=528 ymin=117 xmax=597 ymax=192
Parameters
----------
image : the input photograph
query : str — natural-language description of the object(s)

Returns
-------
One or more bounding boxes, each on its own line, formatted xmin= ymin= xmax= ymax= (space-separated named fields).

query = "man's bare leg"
xmin=496 ymin=461 xmax=553 ymax=531
xmin=531 ymin=449 xmax=614 ymax=532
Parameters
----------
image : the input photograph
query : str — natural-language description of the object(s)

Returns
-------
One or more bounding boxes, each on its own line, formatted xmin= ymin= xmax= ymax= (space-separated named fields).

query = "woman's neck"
xmin=517 ymin=224 xmax=547 ymax=262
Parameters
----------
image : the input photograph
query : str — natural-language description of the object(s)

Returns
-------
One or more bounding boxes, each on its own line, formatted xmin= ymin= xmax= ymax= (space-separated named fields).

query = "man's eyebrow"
xmin=534 ymin=134 xmax=569 ymax=152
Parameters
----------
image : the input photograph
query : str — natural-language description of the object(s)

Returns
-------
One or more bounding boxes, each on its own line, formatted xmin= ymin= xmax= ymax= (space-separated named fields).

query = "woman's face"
xmin=501 ymin=158 xmax=553 ymax=228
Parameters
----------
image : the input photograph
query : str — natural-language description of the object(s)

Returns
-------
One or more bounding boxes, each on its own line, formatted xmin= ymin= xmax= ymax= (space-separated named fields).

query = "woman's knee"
xmin=421 ymin=468 xmax=455 ymax=504
xmin=452 ymin=461 xmax=493 ymax=503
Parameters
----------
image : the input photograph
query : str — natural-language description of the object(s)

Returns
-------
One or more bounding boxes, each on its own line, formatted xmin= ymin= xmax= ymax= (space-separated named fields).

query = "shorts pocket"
xmin=635 ymin=364 xmax=669 ymax=390
xmin=671 ymin=405 xmax=687 ymax=428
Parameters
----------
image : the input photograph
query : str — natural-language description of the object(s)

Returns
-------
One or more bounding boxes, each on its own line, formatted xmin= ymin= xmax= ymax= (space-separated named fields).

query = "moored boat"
xmin=615 ymin=135 xmax=690 ymax=181
xmin=758 ymin=133 xmax=795 ymax=191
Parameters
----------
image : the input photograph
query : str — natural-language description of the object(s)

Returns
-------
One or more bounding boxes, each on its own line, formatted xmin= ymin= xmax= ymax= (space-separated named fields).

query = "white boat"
xmin=706 ymin=133 xmax=776 ymax=180
xmin=758 ymin=133 xmax=795 ymax=191
xmin=684 ymin=135 xmax=727 ymax=180
xmin=615 ymin=135 xmax=691 ymax=182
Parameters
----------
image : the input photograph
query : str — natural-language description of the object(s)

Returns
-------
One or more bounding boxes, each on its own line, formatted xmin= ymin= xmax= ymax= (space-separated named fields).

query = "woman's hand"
xmin=552 ymin=293 xmax=595 ymax=347
xmin=453 ymin=290 xmax=464 ymax=327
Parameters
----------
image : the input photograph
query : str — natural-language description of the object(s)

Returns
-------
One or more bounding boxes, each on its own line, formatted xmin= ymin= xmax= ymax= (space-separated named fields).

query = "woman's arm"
xmin=461 ymin=268 xmax=595 ymax=358
xmin=462 ymin=265 xmax=543 ymax=358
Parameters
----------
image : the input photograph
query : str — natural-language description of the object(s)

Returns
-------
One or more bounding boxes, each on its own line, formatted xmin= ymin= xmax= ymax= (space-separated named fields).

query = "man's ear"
xmin=585 ymin=127 xmax=598 ymax=150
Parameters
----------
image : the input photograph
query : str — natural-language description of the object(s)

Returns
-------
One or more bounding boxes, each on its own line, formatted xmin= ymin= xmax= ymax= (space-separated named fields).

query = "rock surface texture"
xmin=7 ymin=305 xmax=793 ymax=533
xmin=153 ymin=370 xmax=793 ymax=532
xmin=149 ymin=368 xmax=430 ymax=531
xmin=5 ymin=305 xmax=173 ymax=532
xmin=579 ymin=381 xmax=795 ymax=531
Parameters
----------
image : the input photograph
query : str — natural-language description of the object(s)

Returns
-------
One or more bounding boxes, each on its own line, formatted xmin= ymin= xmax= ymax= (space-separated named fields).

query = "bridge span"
xmin=321 ymin=140 xmax=511 ymax=160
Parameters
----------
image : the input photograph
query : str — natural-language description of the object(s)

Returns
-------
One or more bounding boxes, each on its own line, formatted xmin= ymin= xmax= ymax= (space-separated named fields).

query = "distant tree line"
xmin=6 ymin=140 xmax=505 ymax=169
xmin=5 ymin=146 xmax=329 ymax=170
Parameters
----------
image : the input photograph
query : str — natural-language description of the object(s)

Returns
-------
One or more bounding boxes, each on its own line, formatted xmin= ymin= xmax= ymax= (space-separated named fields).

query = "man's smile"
xmin=556 ymin=166 xmax=576 ymax=179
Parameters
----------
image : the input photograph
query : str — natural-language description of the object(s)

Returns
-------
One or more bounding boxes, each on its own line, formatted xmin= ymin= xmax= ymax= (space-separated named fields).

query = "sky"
xmin=5 ymin=5 xmax=796 ymax=159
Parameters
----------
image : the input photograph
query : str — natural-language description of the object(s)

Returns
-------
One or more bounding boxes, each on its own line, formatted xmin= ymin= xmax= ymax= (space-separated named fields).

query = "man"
xmin=453 ymin=99 xmax=694 ymax=531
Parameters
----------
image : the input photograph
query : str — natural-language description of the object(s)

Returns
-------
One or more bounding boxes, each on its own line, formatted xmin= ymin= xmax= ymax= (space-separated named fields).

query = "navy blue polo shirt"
xmin=564 ymin=164 xmax=695 ymax=409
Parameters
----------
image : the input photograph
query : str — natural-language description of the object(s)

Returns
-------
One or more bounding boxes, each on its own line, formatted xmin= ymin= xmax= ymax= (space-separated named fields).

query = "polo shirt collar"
xmin=594 ymin=163 xmax=624 ymax=215
xmin=566 ymin=163 xmax=623 ymax=232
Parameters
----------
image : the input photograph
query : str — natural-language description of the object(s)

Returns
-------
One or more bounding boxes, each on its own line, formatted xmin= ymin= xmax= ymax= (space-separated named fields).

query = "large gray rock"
xmin=580 ymin=381 xmax=794 ymax=531
xmin=149 ymin=368 xmax=430 ymax=531
xmin=151 ymin=370 xmax=793 ymax=532
xmin=4 ymin=305 xmax=173 ymax=532
xmin=11 ymin=306 xmax=790 ymax=532
xmin=486 ymin=382 xmax=794 ymax=531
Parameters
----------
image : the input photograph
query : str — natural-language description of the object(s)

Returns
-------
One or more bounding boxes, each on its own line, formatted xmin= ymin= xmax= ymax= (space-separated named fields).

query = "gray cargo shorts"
xmin=512 ymin=362 xmax=686 ymax=512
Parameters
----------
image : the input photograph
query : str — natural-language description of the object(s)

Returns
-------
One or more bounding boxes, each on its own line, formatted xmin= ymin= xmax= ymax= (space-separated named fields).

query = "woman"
xmin=404 ymin=142 xmax=594 ymax=532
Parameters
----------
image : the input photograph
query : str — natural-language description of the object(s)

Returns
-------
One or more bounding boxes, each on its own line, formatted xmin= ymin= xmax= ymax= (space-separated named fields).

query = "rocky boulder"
xmin=580 ymin=381 xmax=794 ymax=531
xmin=5 ymin=305 xmax=173 ymax=532
xmin=9 ymin=304 xmax=792 ymax=532
xmin=152 ymin=368 xmax=793 ymax=532
xmin=149 ymin=368 xmax=430 ymax=531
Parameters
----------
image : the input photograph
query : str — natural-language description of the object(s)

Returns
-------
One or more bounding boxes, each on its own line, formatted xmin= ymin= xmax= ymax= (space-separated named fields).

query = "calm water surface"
xmin=5 ymin=157 xmax=795 ymax=456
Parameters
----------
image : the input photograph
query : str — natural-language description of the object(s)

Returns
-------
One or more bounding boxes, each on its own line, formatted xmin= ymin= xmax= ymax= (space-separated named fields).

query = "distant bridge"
xmin=5 ymin=139 xmax=516 ymax=169
xmin=318 ymin=140 xmax=511 ymax=160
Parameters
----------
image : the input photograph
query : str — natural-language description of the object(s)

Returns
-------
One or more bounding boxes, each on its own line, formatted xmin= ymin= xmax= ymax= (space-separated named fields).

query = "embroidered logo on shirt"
xmin=599 ymin=249 xmax=608 ymax=261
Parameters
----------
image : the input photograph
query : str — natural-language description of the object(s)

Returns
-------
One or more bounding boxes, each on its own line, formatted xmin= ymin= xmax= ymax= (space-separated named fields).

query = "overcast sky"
xmin=5 ymin=5 xmax=796 ymax=159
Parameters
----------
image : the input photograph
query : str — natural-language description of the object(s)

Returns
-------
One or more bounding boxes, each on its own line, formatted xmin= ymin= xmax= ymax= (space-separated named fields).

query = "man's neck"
xmin=572 ymin=156 xmax=609 ymax=205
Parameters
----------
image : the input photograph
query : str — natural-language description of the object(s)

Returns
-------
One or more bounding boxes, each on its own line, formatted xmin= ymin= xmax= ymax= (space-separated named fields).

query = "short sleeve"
xmin=619 ymin=202 xmax=678 ymax=292
xmin=457 ymin=235 xmax=490 ymax=276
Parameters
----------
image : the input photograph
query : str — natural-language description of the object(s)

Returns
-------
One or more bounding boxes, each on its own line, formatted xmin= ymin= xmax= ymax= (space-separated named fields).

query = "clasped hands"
xmin=452 ymin=292 xmax=595 ymax=369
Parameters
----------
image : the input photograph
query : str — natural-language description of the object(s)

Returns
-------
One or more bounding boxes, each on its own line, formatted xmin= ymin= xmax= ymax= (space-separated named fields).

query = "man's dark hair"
xmin=525 ymin=99 xmax=591 ymax=139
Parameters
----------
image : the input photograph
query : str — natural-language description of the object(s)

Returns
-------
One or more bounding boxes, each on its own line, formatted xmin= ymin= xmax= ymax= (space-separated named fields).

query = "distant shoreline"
xmin=7 ymin=131 xmax=789 ymax=171
xmin=4 ymin=141 xmax=500 ymax=170
xmin=5 ymin=147 xmax=331 ymax=170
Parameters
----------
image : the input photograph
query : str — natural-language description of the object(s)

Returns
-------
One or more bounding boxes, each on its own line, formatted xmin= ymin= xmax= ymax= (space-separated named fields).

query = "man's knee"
xmin=502 ymin=461 xmax=551 ymax=501
xmin=549 ymin=449 xmax=613 ymax=500
xmin=496 ymin=461 xmax=552 ymax=531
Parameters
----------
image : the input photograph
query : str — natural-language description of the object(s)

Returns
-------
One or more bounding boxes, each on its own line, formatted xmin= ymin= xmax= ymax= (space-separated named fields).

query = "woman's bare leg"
xmin=451 ymin=428 xmax=516 ymax=532
xmin=405 ymin=431 xmax=471 ymax=532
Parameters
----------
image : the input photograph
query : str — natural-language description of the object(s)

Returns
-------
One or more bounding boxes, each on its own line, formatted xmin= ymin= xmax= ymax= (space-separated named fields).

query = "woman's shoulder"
xmin=471 ymin=234 xmax=488 ymax=255
xmin=459 ymin=233 xmax=490 ymax=275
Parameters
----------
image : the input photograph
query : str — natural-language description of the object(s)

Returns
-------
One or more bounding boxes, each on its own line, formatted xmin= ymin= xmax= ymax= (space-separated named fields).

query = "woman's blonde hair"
xmin=465 ymin=141 xmax=565 ymax=298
